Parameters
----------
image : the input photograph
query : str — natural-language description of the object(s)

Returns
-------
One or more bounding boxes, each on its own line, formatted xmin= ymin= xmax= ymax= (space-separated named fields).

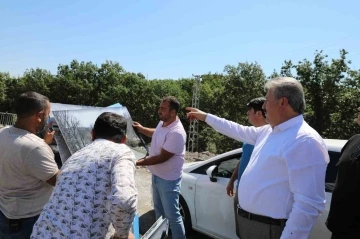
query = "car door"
xmin=194 ymin=154 xmax=240 ymax=239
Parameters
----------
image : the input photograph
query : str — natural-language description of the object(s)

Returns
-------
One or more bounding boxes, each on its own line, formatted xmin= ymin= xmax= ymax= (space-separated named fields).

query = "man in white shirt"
xmin=186 ymin=77 xmax=329 ymax=239
xmin=30 ymin=112 xmax=137 ymax=239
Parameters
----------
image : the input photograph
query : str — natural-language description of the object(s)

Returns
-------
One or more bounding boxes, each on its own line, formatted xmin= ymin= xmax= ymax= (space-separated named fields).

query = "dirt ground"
xmin=136 ymin=151 xmax=216 ymax=237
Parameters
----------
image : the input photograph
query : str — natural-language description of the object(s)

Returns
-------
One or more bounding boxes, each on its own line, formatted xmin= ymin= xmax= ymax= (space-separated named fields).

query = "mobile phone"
xmin=52 ymin=124 xmax=60 ymax=131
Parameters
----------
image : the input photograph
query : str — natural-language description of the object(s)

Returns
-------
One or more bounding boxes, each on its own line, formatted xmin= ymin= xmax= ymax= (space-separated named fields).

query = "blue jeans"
xmin=0 ymin=210 xmax=39 ymax=239
xmin=152 ymin=175 xmax=185 ymax=239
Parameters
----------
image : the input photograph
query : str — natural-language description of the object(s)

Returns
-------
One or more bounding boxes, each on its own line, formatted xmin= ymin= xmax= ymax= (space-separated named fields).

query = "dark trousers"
xmin=235 ymin=204 xmax=285 ymax=239
xmin=331 ymin=232 xmax=360 ymax=239
xmin=236 ymin=216 xmax=285 ymax=239
xmin=234 ymin=188 xmax=240 ymax=238
xmin=0 ymin=210 xmax=39 ymax=239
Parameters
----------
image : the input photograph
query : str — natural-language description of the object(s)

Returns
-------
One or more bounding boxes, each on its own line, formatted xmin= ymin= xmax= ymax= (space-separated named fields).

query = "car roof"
xmin=219 ymin=139 xmax=347 ymax=155
xmin=323 ymin=138 xmax=347 ymax=152
xmin=184 ymin=138 xmax=348 ymax=172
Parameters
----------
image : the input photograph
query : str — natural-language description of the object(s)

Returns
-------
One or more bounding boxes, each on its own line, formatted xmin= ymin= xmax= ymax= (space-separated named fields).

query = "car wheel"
xmin=179 ymin=195 xmax=192 ymax=235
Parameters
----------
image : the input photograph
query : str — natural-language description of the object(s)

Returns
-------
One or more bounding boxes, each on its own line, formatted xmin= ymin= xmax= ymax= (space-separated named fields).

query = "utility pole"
xmin=187 ymin=74 xmax=201 ymax=153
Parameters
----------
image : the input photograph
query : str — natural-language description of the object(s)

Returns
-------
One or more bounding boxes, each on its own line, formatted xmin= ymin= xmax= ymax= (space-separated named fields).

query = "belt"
xmin=237 ymin=206 xmax=287 ymax=227
xmin=0 ymin=210 xmax=39 ymax=223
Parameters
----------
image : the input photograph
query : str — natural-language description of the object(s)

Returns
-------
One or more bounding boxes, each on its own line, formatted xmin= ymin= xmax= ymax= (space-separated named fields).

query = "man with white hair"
xmin=186 ymin=77 xmax=329 ymax=239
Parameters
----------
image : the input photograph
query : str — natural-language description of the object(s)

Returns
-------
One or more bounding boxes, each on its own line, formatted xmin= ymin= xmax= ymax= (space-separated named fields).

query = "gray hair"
xmin=264 ymin=77 xmax=305 ymax=114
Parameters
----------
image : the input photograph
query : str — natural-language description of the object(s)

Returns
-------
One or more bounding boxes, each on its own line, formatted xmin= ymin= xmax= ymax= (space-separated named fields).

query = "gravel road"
xmin=136 ymin=151 xmax=215 ymax=238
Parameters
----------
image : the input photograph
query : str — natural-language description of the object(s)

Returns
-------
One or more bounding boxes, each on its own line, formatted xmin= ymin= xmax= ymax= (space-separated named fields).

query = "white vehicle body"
xmin=179 ymin=139 xmax=347 ymax=239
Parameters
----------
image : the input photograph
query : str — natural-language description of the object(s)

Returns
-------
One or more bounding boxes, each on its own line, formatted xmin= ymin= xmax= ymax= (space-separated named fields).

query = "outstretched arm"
xmin=185 ymin=107 xmax=208 ymax=122
xmin=186 ymin=107 xmax=260 ymax=145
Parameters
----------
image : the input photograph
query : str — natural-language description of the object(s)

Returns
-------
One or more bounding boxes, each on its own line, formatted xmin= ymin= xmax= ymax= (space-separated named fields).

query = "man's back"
xmin=31 ymin=139 xmax=138 ymax=239
xmin=0 ymin=126 xmax=56 ymax=219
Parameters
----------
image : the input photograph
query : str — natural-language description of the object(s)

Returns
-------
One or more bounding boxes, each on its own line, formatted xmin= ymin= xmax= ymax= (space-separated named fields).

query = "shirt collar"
xmin=94 ymin=138 xmax=108 ymax=142
xmin=10 ymin=126 xmax=31 ymax=135
xmin=273 ymin=114 xmax=303 ymax=133
xmin=162 ymin=117 xmax=180 ymax=128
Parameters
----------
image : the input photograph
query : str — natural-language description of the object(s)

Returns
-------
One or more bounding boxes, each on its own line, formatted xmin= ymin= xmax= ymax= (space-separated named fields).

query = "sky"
xmin=1 ymin=0 xmax=359 ymax=79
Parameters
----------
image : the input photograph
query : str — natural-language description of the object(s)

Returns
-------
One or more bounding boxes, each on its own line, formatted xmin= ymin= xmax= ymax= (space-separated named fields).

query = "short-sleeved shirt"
xmin=147 ymin=118 xmax=187 ymax=180
xmin=0 ymin=126 xmax=58 ymax=219
xmin=31 ymin=139 xmax=137 ymax=239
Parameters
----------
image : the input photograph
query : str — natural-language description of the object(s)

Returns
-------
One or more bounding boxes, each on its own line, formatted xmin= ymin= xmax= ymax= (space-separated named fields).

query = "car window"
xmin=217 ymin=157 xmax=239 ymax=178
xmin=190 ymin=153 xmax=241 ymax=176
xmin=190 ymin=149 xmax=341 ymax=191
xmin=325 ymin=150 xmax=341 ymax=192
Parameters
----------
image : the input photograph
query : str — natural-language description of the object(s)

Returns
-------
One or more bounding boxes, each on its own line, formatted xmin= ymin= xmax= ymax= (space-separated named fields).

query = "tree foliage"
xmin=1 ymin=49 xmax=359 ymax=153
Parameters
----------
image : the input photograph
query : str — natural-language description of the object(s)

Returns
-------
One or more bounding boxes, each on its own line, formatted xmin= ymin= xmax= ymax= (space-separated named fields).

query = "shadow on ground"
xmin=139 ymin=210 xmax=156 ymax=235
xmin=139 ymin=210 xmax=212 ymax=239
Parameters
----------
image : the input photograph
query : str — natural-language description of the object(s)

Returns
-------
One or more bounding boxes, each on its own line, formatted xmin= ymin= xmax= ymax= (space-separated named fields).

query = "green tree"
xmin=53 ymin=60 xmax=97 ymax=105
xmin=197 ymin=63 xmax=267 ymax=153
xmin=0 ymin=72 xmax=9 ymax=108
xmin=22 ymin=68 xmax=54 ymax=97
xmin=213 ymin=62 xmax=266 ymax=153
xmin=93 ymin=61 xmax=126 ymax=106
xmin=294 ymin=50 xmax=350 ymax=137
xmin=2 ymin=75 xmax=25 ymax=112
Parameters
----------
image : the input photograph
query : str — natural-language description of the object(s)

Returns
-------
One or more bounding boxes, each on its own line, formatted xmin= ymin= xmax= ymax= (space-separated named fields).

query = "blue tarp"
xmin=107 ymin=103 xmax=122 ymax=108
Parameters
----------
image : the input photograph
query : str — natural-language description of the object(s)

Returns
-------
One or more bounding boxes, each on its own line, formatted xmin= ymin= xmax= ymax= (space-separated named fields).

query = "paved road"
xmin=184 ymin=231 xmax=213 ymax=239
xmin=169 ymin=231 xmax=212 ymax=239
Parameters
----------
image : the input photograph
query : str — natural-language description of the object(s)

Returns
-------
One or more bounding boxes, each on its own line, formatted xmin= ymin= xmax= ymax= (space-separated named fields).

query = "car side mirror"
xmin=206 ymin=165 xmax=218 ymax=182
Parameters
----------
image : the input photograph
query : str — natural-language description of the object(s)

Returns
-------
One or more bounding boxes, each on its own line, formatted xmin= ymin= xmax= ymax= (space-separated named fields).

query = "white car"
xmin=179 ymin=139 xmax=347 ymax=239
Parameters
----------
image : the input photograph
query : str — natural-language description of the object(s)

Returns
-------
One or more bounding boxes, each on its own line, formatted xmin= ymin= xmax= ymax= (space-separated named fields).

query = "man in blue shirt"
xmin=225 ymin=97 xmax=267 ymax=238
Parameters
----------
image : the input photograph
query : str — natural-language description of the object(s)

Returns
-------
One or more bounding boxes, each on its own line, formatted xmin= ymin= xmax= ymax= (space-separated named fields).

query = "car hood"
xmin=183 ymin=161 xmax=202 ymax=172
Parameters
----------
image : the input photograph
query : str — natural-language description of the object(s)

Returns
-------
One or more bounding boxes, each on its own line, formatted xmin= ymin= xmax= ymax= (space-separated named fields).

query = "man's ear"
xmin=91 ymin=129 xmax=95 ymax=141
xmin=36 ymin=111 xmax=44 ymax=123
xmin=120 ymin=134 xmax=127 ymax=144
xmin=281 ymin=97 xmax=289 ymax=107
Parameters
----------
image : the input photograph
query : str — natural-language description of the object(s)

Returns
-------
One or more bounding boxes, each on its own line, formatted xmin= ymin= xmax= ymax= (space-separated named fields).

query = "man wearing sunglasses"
xmin=0 ymin=92 xmax=59 ymax=239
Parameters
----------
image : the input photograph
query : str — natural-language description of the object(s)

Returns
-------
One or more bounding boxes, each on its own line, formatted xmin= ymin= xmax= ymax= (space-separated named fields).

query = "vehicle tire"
xmin=179 ymin=195 xmax=192 ymax=235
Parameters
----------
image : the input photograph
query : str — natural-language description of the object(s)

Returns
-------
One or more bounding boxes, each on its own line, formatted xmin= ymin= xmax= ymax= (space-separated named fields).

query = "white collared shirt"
xmin=206 ymin=114 xmax=329 ymax=239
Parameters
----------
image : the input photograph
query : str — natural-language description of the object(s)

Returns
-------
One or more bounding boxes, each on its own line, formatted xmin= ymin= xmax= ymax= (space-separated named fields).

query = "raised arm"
xmin=186 ymin=107 xmax=261 ymax=145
